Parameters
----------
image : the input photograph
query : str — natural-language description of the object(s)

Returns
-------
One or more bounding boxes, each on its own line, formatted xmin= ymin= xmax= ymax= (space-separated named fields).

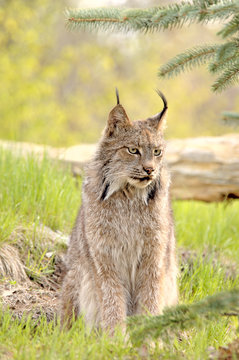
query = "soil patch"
xmin=0 ymin=254 xmax=65 ymax=321
xmin=0 ymin=246 xmax=237 ymax=322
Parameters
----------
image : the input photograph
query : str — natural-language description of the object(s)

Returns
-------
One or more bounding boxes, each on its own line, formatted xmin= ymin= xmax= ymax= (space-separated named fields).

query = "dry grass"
xmin=0 ymin=244 xmax=27 ymax=283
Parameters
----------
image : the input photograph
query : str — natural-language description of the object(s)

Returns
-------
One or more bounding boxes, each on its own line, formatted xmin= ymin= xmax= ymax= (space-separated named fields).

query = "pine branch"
xmin=192 ymin=0 xmax=221 ymax=5
xmin=66 ymin=1 xmax=239 ymax=93
xmin=212 ymin=62 xmax=239 ymax=91
xmin=209 ymin=53 xmax=239 ymax=75
xmin=222 ymin=111 xmax=239 ymax=123
xmin=150 ymin=3 xmax=199 ymax=31
xmin=127 ymin=290 xmax=239 ymax=345
xmin=149 ymin=1 xmax=238 ymax=31
xmin=209 ymin=41 xmax=239 ymax=73
xmin=66 ymin=1 xmax=239 ymax=33
xmin=196 ymin=1 xmax=239 ymax=23
xmin=159 ymin=45 xmax=217 ymax=78
xmin=66 ymin=8 xmax=129 ymax=33
xmin=218 ymin=15 xmax=239 ymax=38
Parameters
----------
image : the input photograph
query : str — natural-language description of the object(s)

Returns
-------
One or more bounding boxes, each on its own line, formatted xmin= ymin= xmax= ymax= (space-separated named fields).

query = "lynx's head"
xmin=95 ymin=89 xmax=168 ymax=202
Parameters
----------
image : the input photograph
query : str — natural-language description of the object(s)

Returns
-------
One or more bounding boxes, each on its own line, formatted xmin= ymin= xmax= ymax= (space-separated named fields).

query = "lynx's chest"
xmin=84 ymin=186 xmax=164 ymax=297
xmin=85 ymin=190 xmax=160 ymax=263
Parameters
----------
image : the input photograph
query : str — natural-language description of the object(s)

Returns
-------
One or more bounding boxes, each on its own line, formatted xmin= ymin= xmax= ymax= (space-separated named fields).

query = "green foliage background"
xmin=1 ymin=0 xmax=239 ymax=147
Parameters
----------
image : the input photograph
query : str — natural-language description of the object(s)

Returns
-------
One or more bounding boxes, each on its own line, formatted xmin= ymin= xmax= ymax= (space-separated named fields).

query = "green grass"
xmin=0 ymin=313 xmax=136 ymax=360
xmin=174 ymin=200 xmax=239 ymax=262
xmin=0 ymin=148 xmax=81 ymax=274
xmin=0 ymin=148 xmax=239 ymax=359
xmin=0 ymin=148 xmax=81 ymax=238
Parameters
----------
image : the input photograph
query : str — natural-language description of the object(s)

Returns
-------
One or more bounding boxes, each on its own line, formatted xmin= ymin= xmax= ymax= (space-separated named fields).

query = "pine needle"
xmin=218 ymin=15 xmax=239 ymax=38
xmin=128 ymin=289 xmax=239 ymax=345
xmin=159 ymin=45 xmax=217 ymax=78
xmin=222 ymin=111 xmax=239 ymax=124
xmin=209 ymin=41 xmax=239 ymax=73
xmin=212 ymin=63 xmax=239 ymax=92
xmin=65 ymin=1 xmax=239 ymax=33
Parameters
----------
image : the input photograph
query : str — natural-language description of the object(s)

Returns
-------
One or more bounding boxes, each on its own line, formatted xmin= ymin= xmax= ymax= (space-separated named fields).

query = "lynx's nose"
xmin=143 ymin=167 xmax=154 ymax=175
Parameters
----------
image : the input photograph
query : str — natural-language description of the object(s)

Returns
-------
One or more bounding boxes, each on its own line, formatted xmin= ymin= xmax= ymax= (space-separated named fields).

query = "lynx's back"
xmin=60 ymin=90 xmax=178 ymax=333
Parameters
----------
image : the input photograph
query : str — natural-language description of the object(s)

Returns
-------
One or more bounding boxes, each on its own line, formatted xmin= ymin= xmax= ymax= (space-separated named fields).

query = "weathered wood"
xmin=166 ymin=134 xmax=239 ymax=201
xmin=1 ymin=134 xmax=239 ymax=201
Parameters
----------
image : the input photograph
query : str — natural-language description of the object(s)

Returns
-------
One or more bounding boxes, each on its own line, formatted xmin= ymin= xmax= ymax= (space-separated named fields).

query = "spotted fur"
xmin=60 ymin=90 xmax=178 ymax=334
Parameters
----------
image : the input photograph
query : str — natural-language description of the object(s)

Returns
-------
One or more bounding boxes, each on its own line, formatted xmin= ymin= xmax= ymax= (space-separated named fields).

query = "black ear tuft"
xmin=155 ymin=89 xmax=168 ymax=121
xmin=116 ymin=87 xmax=120 ymax=105
xmin=147 ymin=90 xmax=168 ymax=131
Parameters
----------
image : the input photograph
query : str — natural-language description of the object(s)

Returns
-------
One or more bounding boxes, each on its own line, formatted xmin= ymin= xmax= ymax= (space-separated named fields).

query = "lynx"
xmin=60 ymin=89 xmax=178 ymax=334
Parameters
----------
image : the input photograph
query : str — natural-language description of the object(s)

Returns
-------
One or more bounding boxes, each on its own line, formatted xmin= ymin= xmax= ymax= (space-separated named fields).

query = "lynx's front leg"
xmin=135 ymin=238 xmax=167 ymax=316
xmin=92 ymin=248 xmax=127 ymax=335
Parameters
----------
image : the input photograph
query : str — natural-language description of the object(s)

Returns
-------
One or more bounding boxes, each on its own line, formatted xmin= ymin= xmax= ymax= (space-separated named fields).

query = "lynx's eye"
xmin=128 ymin=147 xmax=140 ymax=155
xmin=154 ymin=149 xmax=162 ymax=157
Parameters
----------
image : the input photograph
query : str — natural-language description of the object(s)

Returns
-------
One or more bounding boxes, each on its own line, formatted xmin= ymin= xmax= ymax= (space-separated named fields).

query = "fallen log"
xmin=1 ymin=134 xmax=239 ymax=202
xmin=166 ymin=134 xmax=239 ymax=201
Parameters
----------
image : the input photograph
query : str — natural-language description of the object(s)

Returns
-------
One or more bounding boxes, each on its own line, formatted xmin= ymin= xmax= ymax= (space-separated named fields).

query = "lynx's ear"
xmin=106 ymin=88 xmax=132 ymax=137
xmin=147 ymin=90 xmax=168 ymax=132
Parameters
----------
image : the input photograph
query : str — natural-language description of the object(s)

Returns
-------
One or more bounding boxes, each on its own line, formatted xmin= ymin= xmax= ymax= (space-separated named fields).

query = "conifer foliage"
xmin=67 ymin=0 xmax=239 ymax=122
xmin=128 ymin=289 xmax=239 ymax=345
